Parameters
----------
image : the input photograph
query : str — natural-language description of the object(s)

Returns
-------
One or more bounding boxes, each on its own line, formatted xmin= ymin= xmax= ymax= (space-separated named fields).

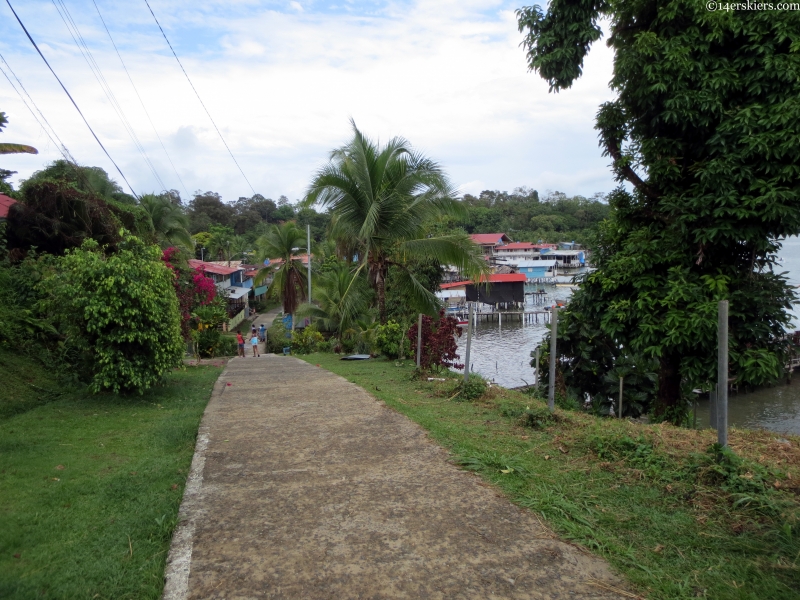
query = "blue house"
xmin=515 ymin=260 xmax=558 ymax=280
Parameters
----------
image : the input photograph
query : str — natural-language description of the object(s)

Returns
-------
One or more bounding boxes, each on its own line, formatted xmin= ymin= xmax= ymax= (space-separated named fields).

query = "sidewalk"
xmin=163 ymin=356 xmax=627 ymax=599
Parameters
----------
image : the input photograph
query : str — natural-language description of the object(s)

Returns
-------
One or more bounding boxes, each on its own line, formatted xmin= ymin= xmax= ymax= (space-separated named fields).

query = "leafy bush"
xmin=40 ymin=235 xmax=184 ymax=394
xmin=407 ymin=310 xmax=463 ymax=371
xmin=267 ymin=322 xmax=291 ymax=354
xmin=375 ymin=320 xmax=406 ymax=358
xmin=453 ymin=374 xmax=488 ymax=402
xmin=291 ymin=325 xmax=324 ymax=354
xmin=520 ymin=404 xmax=556 ymax=429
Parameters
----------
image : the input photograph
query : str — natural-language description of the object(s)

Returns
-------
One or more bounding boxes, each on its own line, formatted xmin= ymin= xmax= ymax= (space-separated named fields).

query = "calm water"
xmin=455 ymin=237 xmax=800 ymax=434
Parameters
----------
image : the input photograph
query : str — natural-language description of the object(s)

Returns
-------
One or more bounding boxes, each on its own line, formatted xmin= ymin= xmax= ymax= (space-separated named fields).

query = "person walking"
xmin=259 ymin=323 xmax=266 ymax=343
xmin=250 ymin=331 xmax=260 ymax=357
xmin=236 ymin=331 xmax=245 ymax=358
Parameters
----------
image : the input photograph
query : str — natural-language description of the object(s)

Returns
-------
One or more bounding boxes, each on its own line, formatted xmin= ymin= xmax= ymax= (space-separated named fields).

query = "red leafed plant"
xmin=162 ymin=247 xmax=217 ymax=339
xmin=407 ymin=310 xmax=463 ymax=371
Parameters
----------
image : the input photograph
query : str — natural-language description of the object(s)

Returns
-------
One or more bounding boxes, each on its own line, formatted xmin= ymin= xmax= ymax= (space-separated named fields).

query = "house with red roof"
xmin=441 ymin=273 xmax=526 ymax=307
xmin=189 ymin=259 xmax=252 ymax=320
xmin=0 ymin=194 xmax=17 ymax=221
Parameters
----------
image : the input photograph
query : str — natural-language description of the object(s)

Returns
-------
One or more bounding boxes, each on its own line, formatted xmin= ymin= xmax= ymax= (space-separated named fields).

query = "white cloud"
xmin=0 ymin=0 xmax=616 ymax=202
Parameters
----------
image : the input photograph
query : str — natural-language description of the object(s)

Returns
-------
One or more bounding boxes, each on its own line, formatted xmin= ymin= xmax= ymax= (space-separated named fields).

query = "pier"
xmin=453 ymin=308 xmax=553 ymax=326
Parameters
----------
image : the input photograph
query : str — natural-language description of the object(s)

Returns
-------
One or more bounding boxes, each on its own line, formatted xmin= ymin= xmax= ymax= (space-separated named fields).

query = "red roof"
xmin=496 ymin=242 xmax=536 ymax=250
xmin=0 ymin=194 xmax=17 ymax=219
xmin=440 ymin=273 xmax=526 ymax=289
xmin=188 ymin=259 xmax=240 ymax=276
xmin=470 ymin=233 xmax=511 ymax=246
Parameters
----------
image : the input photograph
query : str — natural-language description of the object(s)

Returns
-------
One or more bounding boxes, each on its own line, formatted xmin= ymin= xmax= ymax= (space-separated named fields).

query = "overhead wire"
xmin=91 ymin=0 xmax=190 ymax=199
xmin=51 ymin=0 xmax=167 ymax=193
xmin=0 ymin=51 xmax=77 ymax=163
xmin=4 ymin=0 xmax=138 ymax=198
xmin=142 ymin=0 xmax=256 ymax=195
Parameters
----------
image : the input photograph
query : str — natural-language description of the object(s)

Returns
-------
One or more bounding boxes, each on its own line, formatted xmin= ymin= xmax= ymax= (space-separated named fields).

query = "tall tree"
xmin=254 ymin=222 xmax=307 ymax=324
xmin=305 ymin=122 xmax=487 ymax=323
xmin=517 ymin=1 xmax=800 ymax=420
xmin=139 ymin=193 xmax=193 ymax=249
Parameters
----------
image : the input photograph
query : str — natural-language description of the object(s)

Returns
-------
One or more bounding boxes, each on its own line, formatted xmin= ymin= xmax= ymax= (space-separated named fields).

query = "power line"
xmin=51 ymin=0 xmax=167 ymax=192
xmin=4 ymin=0 xmax=138 ymax=198
xmin=142 ymin=0 xmax=256 ymax=195
xmin=0 ymin=51 xmax=77 ymax=163
xmin=91 ymin=0 xmax=190 ymax=199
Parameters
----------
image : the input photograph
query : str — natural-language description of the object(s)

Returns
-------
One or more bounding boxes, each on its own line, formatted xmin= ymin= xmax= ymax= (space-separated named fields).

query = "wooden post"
xmin=548 ymin=306 xmax=558 ymax=412
xmin=717 ymin=300 xmax=729 ymax=447
xmin=464 ymin=303 xmax=474 ymax=383
xmin=416 ymin=313 xmax=423 ymax=369
xmin=619 ymin=376 xmax=624 ymax=418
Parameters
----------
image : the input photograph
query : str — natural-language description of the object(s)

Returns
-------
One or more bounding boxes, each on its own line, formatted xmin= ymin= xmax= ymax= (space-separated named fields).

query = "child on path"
xmin=250 ymin=331 xmax=260 ymax=357
xmin=236 ymin=331 xmax=245 ymax=357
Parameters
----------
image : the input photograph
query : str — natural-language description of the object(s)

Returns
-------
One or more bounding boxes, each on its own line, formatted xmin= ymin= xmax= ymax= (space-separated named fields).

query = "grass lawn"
xmin=299 ymin=353 xmax=800 ymax=600
xmin=0 ymin=352 xmax=223 ymax=600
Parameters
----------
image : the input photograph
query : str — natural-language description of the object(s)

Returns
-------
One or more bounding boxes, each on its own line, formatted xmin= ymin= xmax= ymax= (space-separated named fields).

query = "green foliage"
xmin=297 ymin=260 xmax=372 ymax=337
xmin=374 ymin=320 xmax=406 ymax=359
xmin=255 ymin=222 xmax=308 ymax=316
xmin=443 ymin=189 xmax=610 ymax=245
xmin=290 ymin=325 xmax=324 ymax=354
xmin=0 ymin=110 xmax=38 ymax=156
xmin=453 ymin=374 xmax=488 ymax=402
xmin=139 ymin=193 xmax=193 ymax=249
xmin=266 ymin=321 xmax=291 ymax=354
xmin=40 ymin=234 xmax=184 ymax=394
xmin=517 ymin=1 xmax=800 ymax=421
xmin=305 ymin=120 xmax=488 ymax=323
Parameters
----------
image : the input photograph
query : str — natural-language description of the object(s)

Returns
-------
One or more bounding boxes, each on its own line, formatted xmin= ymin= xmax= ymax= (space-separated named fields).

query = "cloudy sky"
xmin=0 ymin=0 xmax=617 ymax=203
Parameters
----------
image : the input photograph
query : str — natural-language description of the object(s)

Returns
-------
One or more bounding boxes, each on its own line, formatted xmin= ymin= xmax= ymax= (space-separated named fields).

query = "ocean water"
xmin=454 ymin=237 xmax=800 ymax=434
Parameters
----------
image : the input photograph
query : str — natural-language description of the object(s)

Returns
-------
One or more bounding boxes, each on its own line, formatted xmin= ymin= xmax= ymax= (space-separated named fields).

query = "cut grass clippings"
xmin=0 ymin=358 xmax=223 ymax=600
xmin=300 ymin=353 xmax=800 ymax=600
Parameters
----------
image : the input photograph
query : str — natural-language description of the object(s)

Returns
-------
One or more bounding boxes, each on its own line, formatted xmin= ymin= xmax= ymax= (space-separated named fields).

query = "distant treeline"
xmin=184 ymin=186 xmax=610 ymax=253
xmin=441 ymin=188 xmax=610 ymax=244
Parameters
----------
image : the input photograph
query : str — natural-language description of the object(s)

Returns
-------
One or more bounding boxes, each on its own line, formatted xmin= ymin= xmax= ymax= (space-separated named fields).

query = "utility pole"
xmin=464 ymin=303 xmax=474 ymax=382
xmin=548 ymin=306 xmax=558 ymax=412
xmin=717 ymin=300 xmax=729 ymax=447
xmin=416 ymin=313 xmax=423 ymax=369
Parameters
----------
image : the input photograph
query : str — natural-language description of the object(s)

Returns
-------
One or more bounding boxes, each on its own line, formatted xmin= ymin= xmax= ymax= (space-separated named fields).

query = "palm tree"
xmin=296 ymin=261 xmax=373 ymax=338
xmin=0 ymin=111 xmax=37 ymax=155
xmin=254 ymin=222 xmax=307 ymax=326
xmin=139 ymin=193 xmax=193 ymax=249
xmin=305 ymin=121 xmax=488 ymax=323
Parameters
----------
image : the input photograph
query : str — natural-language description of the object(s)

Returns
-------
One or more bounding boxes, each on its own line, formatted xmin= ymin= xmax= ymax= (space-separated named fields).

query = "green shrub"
xmin=267 ymin=322 xmax=291 ymax=354
xmin=40 ymin=235 xmax=184 ymax=394
xmin=291 ymin=325 xmax=324 ymax=354
xmin=375 ymin=320 xmax=405 ymax=358
xmin=453 ymin=374 xmax=488 ymax=402
xmin=520 ymin=404 xmax=556 ymax=429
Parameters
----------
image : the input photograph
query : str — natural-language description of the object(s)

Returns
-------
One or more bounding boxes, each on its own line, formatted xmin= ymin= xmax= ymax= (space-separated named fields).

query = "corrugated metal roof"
xmin=188 ymin=259 xmax=241 ymax=275
xmin=440 ymin=273 xmax=527 ymax=288
xmin=516 ymin=260 xmax=558 ymax=268
xmin=469 ymin=233 xmax=511 ymax=245
xmin=496 ymin=242 xmax=536 ymax=250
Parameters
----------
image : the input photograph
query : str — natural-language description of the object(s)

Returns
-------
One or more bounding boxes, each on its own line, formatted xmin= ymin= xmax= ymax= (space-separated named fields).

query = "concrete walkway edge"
xmin=162 ymin=367 xmax=227 ymax=600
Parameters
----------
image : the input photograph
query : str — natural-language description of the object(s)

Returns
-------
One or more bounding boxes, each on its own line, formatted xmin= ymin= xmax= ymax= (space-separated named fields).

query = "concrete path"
xmin=163 ymin=356 xmax=628 ymax=599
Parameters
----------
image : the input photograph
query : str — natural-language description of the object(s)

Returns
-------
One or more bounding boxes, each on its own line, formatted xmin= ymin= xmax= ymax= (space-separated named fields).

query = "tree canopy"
xmin=305 ymin=121 xmax=488 ymax=323
xmin=518 ymin=0 xmax=800 ymax=420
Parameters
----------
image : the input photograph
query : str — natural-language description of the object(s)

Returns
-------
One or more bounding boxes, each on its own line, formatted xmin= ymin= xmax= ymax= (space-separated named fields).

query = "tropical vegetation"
xmin=517 ymin=0 xmax=800 ymax=422
xmin=305 ymin=121 xmax=488 ymax=323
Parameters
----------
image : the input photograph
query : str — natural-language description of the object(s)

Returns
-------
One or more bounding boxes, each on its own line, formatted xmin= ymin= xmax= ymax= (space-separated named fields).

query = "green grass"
xmin=0 ymin=355 xmax=223 ymax=600
xmin=300 ymin=353 xmax=800 ymax=600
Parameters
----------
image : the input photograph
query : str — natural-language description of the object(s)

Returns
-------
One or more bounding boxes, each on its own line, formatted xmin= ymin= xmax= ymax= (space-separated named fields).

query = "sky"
xmin=0 ymin=0 xmax=617 ymax=203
